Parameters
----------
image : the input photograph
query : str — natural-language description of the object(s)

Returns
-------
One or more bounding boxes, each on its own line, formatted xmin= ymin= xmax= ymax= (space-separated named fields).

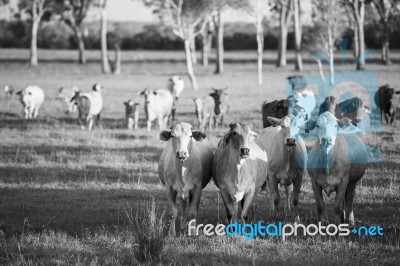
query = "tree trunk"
xmin=214 ymin=12 xmax=224 ymax=74
xmin=256 ymin=23 xmax=264 ymax=85
xmin=293 ymin=0 xmax=303 ymax=71
xmin=353 ymin=23 xmax=359 ymax=60
xmin=315 ymin=58 xmax=325 ymax=82
xmin=382 ymin=40 xmax=390 ymax=65
xmin=184 ymin=39 xmax=198 ymax=90
xmin=201 ymin=24 xmax=212 ymax=66
xmin=356 ymin=0 xmax=365 ymax=70
xmin=101 ymin=0 xmax=110 ymax=74
xmin=30 ymin=18 xmax=40 ymax=67
xmin=381 ymin=23 xmax=391 ymax=65
xmin=74 ymin=25 xmax=86 ymax=64
xmin=328 ymin=28 xmax=334 ymax=85
xmin=112 ymin=44 xmax=121 ymax=75
xmin=190 ymin=37 xmax=197 ymax=65
xmin=277 ymin=5 xmax=289 ymax=68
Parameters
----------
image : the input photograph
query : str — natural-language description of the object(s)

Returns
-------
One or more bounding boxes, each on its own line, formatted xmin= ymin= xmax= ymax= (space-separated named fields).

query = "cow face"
xmin=224 ymin=123 xmax=257 ymax=160
xmin=124 ymin=100 xmax=139 ymax=116
xmin=140 ymin=88 xmax=158 ymax=104
xmin=159 ymin=122 xmax=206 ymax=163
xmin=306 ymin=112 xmax=352 ymax=155
xmin=337 ymin=97 xmax=370 ymax=124
xmin=209 ymin=87 xmax=228 ymax=115
xmin=92 ymin=84 xmax=102 ymax=92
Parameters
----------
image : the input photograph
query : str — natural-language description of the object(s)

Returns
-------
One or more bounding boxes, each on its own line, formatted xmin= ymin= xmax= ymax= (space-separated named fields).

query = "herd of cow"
xmin=3 ymin=75 xmax=400 ymax=237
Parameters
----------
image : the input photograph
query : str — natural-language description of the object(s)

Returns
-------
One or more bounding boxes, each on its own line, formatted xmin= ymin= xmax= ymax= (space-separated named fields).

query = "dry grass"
xmin=0 ymin=48 xmax=400 ymax=265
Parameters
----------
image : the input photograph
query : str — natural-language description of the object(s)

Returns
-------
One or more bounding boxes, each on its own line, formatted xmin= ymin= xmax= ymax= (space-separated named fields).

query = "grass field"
xmin=0 ymin=48 xmax=400 ymax=265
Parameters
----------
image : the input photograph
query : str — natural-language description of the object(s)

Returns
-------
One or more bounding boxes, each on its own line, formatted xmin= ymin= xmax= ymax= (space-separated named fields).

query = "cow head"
xmin=124 ymin=100 xmax=139 ymax=116
xmin=16 ymin=89 xmax=33 ymax=107
xmin=92 ymin=84 xmax=102 ymax=92
xmin=337 ymin=97 xmax=370 ymax=124
xmin=4 ymin=85 xmax=14 ymax=97
xmin=209 ymin=87 xmax=228 ymax=115
xmin=305 ymin=111 xmax=357 ymax=155
xmin=61 ymin=86 xmax=80 ymax=114
xmin=139 ymin=88 xmax=158 ymax=104
xmin=223 ymin=123 xmax=258 ymax=161
xmin=159 ymin=122 xmax=206 ymax=163
xmin=382 ymin=86 xmax=400 ymax=114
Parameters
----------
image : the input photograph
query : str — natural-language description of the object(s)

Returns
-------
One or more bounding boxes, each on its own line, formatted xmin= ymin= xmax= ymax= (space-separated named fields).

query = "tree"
xmin=344 ymin=0 xmax=366 ymax=70
xmin=309 ymin=0 xmax=345 ymax=84
xmin=152 ymin=0 xmax=212 ymax=90
xmin=370 ymin=0 xmax=400 ymax=65
xmin=200 ymin=17 xmax=214 ymax=66
xmin=99 ymin=0 xmax=110 ymax=73
xmin=62 ymin=0 xmax=95 ymax=64
xmin=246 ymin=0 xmax=270 ymax=85
xmin=293 ymin=0 xmax=303 ymax=71
xmin=273 ymin=0 xmax=293 ymax=68
xmin=18 ymin=0 xmax=62 ymax=67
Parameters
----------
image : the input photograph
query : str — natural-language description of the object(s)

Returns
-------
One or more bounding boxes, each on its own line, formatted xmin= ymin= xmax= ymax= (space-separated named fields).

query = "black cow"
xmin=375 ymin=85 xmax=400 ymax=125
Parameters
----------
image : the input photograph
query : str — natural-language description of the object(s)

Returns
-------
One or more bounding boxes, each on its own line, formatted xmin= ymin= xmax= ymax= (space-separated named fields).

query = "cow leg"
xmin=220 ymin=114 xmax=224 ymax=128
xmin=146 ymin=120 xmax=151 ymax=132
xmin=241 ymin=190 xmax=255 ymax=224
xmin=345 ymin=182 xmax=357 ymax=226
xmin=97 ymin=113 xmax=102 ymax=129
xmin=177 ymin=197 xmax=187 ymax=235
xmin=310 ymin=177 xmax=325 ymax=223
xmin=220 ymin=189 xmax=236 ymax=225
xmin=167 ymin=187 xmax=178 ymax=236
xmin=24 ymin=107 xmax=29 ymax=120
xmin=208 ymin=114 xmax=213 ymax=131
xmin=187 ymin=186 xmax=201 ymax=236
xmin=87 ymin=116 xmax=94 ymax=131
xmin=78 ymin=110 xmax=85 ymax=130
xmin=164 ymin=115 xmax=169 ymax=129
xmin=284 ymin=186 xmax=291 ymax=213
xmin=33 ymin=106 xmax=39 ymax=119
xmin=333 ymin=181 xmax=348 ymax=225
xmin=291 ymin=174 xmax=303 ymax=222
xmin=268 ymin=175 xmax=280 ymax=217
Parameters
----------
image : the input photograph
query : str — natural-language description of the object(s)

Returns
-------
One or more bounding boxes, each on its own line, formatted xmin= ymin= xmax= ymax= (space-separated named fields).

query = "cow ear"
xmin=123 ymin=101 xmax=128 ymax=106
xmin=192 ymin=131 xmax=206 ymax=141
xmin=135 ymin=103 xmax=139 ymax=106
xmin=159 ymin=131 xmax=171 ymax=141
xmin=305 ymin=119 xmax=317 ymax=133
xmin=153 ymin=91 xmax=157 ymax=95
xmin=337 ymin=117 xmax=352 ymax=128
xmin=395 ymin=91 xmax=400 ymax=94
xmin=139 ymin=90 xmax=145 ymax=96
xmin=16 ymin=90 xmax=22 ymax=95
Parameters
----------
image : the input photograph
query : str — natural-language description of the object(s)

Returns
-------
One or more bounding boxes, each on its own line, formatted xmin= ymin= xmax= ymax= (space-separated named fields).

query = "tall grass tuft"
xmin=126 ymin=199 xmax=167 ymax=263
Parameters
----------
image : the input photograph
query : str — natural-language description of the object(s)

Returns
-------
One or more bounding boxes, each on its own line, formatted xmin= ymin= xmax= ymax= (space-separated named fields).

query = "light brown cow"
xmin=259 ymin=114 xmax=307 ymax=220
xmin=158 ymin=122 xmax=213 ymax=236
xmin=305 ymin=111 xmax=368 ymax=225
xmin=212 ymin=123 xmax=268 ymax=224
xmin=124 ymin=100 xmax=139 ymax=129
xmin=193 ymin=96 xmax=215 ymax=131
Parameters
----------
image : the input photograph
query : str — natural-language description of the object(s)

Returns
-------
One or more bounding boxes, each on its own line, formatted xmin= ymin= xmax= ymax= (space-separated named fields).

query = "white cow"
xmin=167 ymin=76 xmax=185 ymax=123
xmin=158 ymin=122 xmax=213 ymax=236
xmin=16 ymin=86 xmax=45 ymax=120
xmin=140 ymin=88 xmax=173 ymax=131
xmin=71 ymin=84 xmax=103 ymax=130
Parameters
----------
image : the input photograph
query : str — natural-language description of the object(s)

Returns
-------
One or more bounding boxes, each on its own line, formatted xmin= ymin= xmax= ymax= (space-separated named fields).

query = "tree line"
xmin=0 ymin=0 xmax=399 ymax=87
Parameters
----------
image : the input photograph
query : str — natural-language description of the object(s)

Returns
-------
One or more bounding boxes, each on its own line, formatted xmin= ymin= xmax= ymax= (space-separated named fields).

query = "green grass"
xmin=0 ymin=48 xmax=400 ymax=265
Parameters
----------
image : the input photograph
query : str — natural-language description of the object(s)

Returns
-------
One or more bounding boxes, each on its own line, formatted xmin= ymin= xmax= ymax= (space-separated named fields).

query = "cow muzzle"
xmin=286 ymin=138 xmax=296 ymax=146
xmin=240 ymin=147 xmax=250 ymax=159
xmin=320 ymin=137 xmax=333 ymax=148
xmin=176 ymin=151 xmax=189 ymax=163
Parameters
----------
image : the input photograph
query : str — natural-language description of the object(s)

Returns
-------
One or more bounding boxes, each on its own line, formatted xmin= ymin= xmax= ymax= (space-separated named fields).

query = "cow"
xmin=16 ymin=86 xmax=45 ymax=120
xmin=305 ymin=111 xmax=368 ymax=225
xmin=259 ymin=114 xmax=307 ymax=220
xmin=140 ymin=88 xmax=173 ymax=131
xmin=375 ymin=84 xmax=400 ymax=125
xmin=319 ymin=96 xmax=371 ymax=132
xmin=193 ymin=96 xmax=215 ymax=131
xmin=124 ymin=100 xmax=139 ymax=130
xmin=158 ymin=122 xmax=213 ymax=236
xmin=58 ymin=86 xmax=80 ymax=113
xmin=4 ymin=85 xmax=14 ymax=99
xmin=70 ymin=84 xmax=103 ymax=130
xmin=209 ymin=88 xmax=229 ymax=128
xmin=167 ymin=76 xmax=185 ymax=123
xmin=212 ymin=123 xmax=268 ymax=224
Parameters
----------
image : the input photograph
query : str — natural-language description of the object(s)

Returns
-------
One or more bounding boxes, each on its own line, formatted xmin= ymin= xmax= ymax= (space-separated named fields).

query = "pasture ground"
xmin=0 ymin=49 xmax=400 ymax=265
